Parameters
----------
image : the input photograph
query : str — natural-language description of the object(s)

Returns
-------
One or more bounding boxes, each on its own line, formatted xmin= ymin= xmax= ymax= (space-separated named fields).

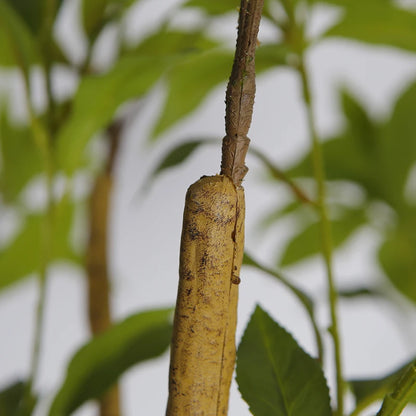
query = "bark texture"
xmin=221 ymin=0 xmax=264 ymax=187
xmin=166 ymin=175 xmax=245 ymax=416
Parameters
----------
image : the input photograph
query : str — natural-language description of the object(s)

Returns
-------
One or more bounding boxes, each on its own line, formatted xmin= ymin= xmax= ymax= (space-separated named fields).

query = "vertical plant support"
xmin=86 ymin=122 xmax=122 ymax=416
xmin=166 ymin=1 xmax=263 ymax=415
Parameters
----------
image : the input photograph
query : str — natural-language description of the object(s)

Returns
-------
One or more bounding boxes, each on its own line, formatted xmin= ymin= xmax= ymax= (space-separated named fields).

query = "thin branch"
xmin=249 ymin=147 xmax=318 ymax=206
xmin=221 ymin=0 xmax=264 ymax=186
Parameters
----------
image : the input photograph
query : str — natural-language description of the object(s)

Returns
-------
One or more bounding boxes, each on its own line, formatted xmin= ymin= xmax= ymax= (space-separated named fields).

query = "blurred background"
xmin=2 ymin=0 xmax=416 ymax=415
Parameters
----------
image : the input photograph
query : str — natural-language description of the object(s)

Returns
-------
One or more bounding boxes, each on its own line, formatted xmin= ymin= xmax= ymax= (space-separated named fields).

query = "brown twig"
xmin=221 ymin=0 xmax=264 ymax=186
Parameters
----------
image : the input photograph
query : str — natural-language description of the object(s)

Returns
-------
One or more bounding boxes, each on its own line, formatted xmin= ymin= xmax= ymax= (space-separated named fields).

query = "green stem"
xmin=376 ymin=362 xmax=416 ymax=416
xmin=297 ymin=57 xmax=344 ymax=416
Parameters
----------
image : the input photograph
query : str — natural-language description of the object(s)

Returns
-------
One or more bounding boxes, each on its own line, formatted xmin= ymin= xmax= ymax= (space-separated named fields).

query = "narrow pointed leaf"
xmin=49 ymin=307 xmax=173 ymax=416
xmin=57 ymin=30 xmax=218 ymax=173
xmin=237 ymin=305 xmax=331 ymax=416
xmin=153 ymin=140 xmax=208 ymax=177
xmin=56 ymin=55 xmax=167 ymax=173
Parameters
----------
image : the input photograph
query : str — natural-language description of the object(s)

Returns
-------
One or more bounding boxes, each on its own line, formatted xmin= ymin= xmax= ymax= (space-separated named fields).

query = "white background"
xmin=1 ymin=0 xmax=416 ymax=415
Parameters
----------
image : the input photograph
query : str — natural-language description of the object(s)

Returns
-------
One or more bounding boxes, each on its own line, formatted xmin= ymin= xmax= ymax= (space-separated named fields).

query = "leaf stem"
xmin=244 ymin=252 xmax=324 ymax=363
xmin=297 ymin=56 xmax=344 ymax=415
xmin=376 ymin=361 xmax=416 ymax=416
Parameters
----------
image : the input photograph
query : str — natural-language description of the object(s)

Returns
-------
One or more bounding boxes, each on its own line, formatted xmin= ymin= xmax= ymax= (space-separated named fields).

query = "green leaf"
xmin=0 ymin=1 xmax=39 ymax=69
xmin=288 ymin=89 xmax=404 ymax=207
xmin=182 ymin=0 xmax=239 ymax=15
xmin=49 ymin=307 xmax=173 ymax=416
xmin=0 ymin=113 xmax=43 ymax=202
xmin=378 ymin=218 xmax=416 ymax=304
xmin=350 ymin=358 xmax=416 ymax=412
xmin=279 ymin=207 xmax=366 ymax=267
xmin=56 ymin=55 xmax=167 ymax=173
xmin=325 ymin=2 xmax=416 ymax=53
xmin=0 ymin=381 xmax=36 ymax=416
xmin=57 ymin=29 xmax=218 ymax=173
xmin=236 ymin=305 xmax=331 ymax=416
xmin=0 ymin=199 xmax=79 ymax=290
xmin=151 ymin=48 xmax=233 ymax=139
xmin=152 ymin=139 xmax=211 ymax=177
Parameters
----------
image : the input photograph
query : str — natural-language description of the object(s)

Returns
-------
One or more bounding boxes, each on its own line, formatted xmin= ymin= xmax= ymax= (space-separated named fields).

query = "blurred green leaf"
xmin=0 ymin=113 xmax=43 ymax=202
xmin=279 ymin=207 xmax=366 ymax=267
xmin=0 ymin=1 xmax=39 ymax=69
xmin=349 ymin=358 xmax=416 ymax=412
xmin=153 ymin=139 xmax=209 ymax=177
xmin=288 ymin=88 xmax=407 ymax=208
xmin=57 ymin=30 xmax=219 ymax=173
xmin=49 ymin=307 xmax=173 ymax=416
xmin=379 ymin=217 xmax=416 ymax=304
xmin=324 ymin=2 xmax=416 ymax=52
xmin=0 ymin=199 xmax=79 ymax=290
xmin=0 ymin=381 xmax=36 ymax=416
xmin=182 ymin=0 xmax=239 ymax=15
xmin=236 ymin=305 xmax=331 ymax=416
xmin=151 ymin=48 xmax=233 ymax=139
xmin=56 ymin=56 xmax=167 ymax=173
